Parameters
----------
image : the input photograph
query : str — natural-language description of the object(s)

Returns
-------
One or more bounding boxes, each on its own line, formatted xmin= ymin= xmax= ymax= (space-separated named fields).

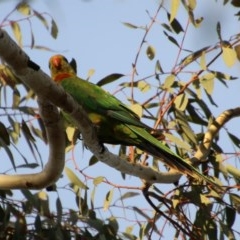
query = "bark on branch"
xmin=193 ymin=108 xmax=240 ymax=163
xmin=0 ymin=97 xmax=65 ymax=189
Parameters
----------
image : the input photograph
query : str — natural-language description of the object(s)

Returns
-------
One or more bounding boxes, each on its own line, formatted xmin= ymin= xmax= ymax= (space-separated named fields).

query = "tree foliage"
xmin=0 ymin=1 xmax=240 ymax=239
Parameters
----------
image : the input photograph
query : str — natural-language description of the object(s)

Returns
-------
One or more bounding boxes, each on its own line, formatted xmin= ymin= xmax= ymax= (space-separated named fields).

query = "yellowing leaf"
xmin=164 ymin=133 xmax=191 ymax=150
xmin=66 ymin=127 xmax=75 ymax=142
xmin=65 ymin=167 xmax=88 ymax=190
xmin=222 ymin=46 xmax=237 ymax=67
xmin=125 ymin=225 xmax=134 ymax=234
xmin=162 ymin=74 xmax=175 ymax=90
xmin=137 ymin=80 xmax=150 ymax=92
xmin=104 ymin=188 xmax=114 ymax=211
xmin=130 ymin=104 xmax=143 ymax=118
xmin=146 ymin=45 xmax=155 ymax=60
xmin=93 ymin=176 xmax=104 ymax=186
xmin=200 ymin=73 xmax=215 ymax=95
xmin=200 ymin=51 xmax=207 ymax=70
xmin=16 ymin=2 xmax=31 ymax=15
xmin=170 ymin=0 xmax=180 ymax=23
xmin=188 ymin=0 xmax=197 ymax=10
xmin=37 ymin=191 xmax=48 ymax=200
xmin=226 ymin=164 xmax=240 ymax=180
xmin=10 ymin=21 xmax=22 ymax=46
xmin=175 ymin=93 xmax=188 ymax=111
xmin=87 ymin=68 xmax=95 ymax=80
xmin=200 ymin=194 xmax=211 ymax=205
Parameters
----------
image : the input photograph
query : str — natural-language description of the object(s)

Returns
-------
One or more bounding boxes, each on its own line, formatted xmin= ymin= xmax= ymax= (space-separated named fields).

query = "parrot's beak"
xmin=51 ymin=56 xmax=62 ymax=70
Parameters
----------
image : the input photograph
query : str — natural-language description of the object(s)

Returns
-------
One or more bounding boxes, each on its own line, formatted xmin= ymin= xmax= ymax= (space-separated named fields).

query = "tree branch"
xmin=0 ymin=29 xmax=182 ymax=187
xmin=193 ymin=107 xmax=240 ymax=163
xmin=0 ymin=97 xmax=65 ymax=189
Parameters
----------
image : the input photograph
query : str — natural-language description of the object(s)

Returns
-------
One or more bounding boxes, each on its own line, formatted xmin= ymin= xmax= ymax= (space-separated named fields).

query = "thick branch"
xmin=0 ymin=29 xmax=182 ymax=186
xmin=193 ymin=107 xmax=240 ymax=163
xmin=0 ymin=97 xmax=65 ymax=189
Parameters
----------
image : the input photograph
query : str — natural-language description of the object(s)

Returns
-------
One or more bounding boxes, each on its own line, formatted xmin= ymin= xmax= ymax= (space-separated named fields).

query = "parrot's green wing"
xmin=60 ymin=77 xmax=148 ymax=129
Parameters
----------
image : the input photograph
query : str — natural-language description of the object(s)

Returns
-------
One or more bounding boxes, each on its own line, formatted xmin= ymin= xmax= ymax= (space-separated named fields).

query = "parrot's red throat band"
xmin=54 ymin=73 xmax=74 ymax=82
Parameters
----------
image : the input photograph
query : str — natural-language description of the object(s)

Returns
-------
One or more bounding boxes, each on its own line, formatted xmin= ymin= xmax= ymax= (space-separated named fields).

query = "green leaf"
xmin=0 ymin=121 xmax=10 ymax=145
xmin=51 ymin=19 xmax=58 ymax=39
xmin=16 ymin=2 xmax=31 ymax=15
xmin=103 ymin=188 xmax=114 ymax=211
xmin=180 ymin=46 xmax=209 ymax=67
xmin=97 ymin=73 xmax=125 ymax=86
xmin=170 ymin=0 xmax=180 ymax=23
xmin=216 ymin=22 xmax=222 ymax=41
xmin=10 ymin=21 xmax=22 ymax=47
xmin=227 ymin=131 xmax=240 ymax=148
xmin=225 ymin=206 xmax=236 ymax=228
xmin=132 ymin=206 xmax=151 ymax=220
xmin=155 ymin=60 xmax=164 ymax=73
xmin=175 ymin=93 xmax=188 ymax=111
xmin=213 ymin=70 xmax=237 ymax=81
xmin=12 ymin=88 xmax=20 ymax=108
xmin=231 ymin=0 xmax=240 ymax=7
xmin=21 ymin=121 xmax=35 ymax=142
xmin=21 ymin=120 xmax=39 ymax=161
xmin=200 ymin=72 xmax=215 ymax=95
xmin=230 ymin=193 xmax=240 ymax=212
xmin=146 ymin=45 xmax=155 ymax=60
xmin=56 ymin=197 xmax=62 ymax=223
xmin=234 ymin=44 xmax=240 ymax=61
xmin=192 ymin=77 xmax=202 ymax=99
xmin=167 ymin=12 xmax=183 ymax=34
xmin=21 ymin=189 xmax=39 ymax=209
xmin=0 ymin=141 xmax=15 ymax=170
xmin=89 ymin=155 xmax=99 ymax=166
xmin=174 ymin=109 xmax=198 ymax=146
xmin=16 ymin=163 xmax=38 ymax=169
xmin=65 ymin=167 xmax=88 ymax=190
xmin=163 ymin=31 xmax=180 ymax=47
xmin=33 ymin=10 xmax=49 ymax=30
xmin=119 ymin=192 xmax=140 ymax=201
xmin=222 ymin=44 xmax=237 ymax=67
xmin=122 ymin=22 xmax=139 ymax=29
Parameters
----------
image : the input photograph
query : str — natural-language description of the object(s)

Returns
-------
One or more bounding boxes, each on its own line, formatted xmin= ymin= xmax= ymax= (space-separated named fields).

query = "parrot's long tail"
xmin=138 ymin=141 xmax=222 ymax=191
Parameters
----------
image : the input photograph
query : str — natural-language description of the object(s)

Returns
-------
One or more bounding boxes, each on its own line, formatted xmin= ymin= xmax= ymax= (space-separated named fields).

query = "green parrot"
xmin=48 ymin=54 xmax=220 ymax=189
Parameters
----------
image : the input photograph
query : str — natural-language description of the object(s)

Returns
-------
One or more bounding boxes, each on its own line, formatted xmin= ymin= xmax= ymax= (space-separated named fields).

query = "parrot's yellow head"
xmin=49 ymin=54 xmax=76 ymax=82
